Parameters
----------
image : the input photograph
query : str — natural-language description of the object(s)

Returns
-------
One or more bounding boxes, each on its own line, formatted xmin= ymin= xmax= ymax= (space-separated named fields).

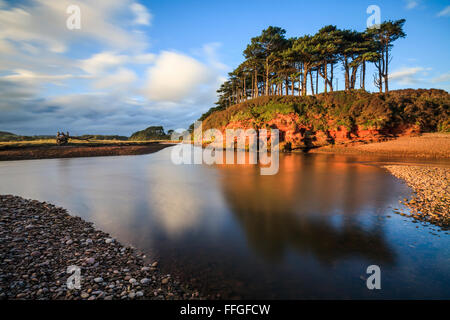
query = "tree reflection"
xmin=219 ymin=153 xmax=396 ymax=265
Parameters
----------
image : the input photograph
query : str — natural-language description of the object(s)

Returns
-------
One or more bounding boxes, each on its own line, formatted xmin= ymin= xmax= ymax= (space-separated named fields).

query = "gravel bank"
xmin=384 ymin=165 xmax=450 ymax=229
xmin=0 ymin=195 xmax=200 ymax=300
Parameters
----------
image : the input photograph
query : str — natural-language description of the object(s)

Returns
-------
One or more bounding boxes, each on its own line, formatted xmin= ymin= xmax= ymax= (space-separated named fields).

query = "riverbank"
xmin=384 ymin=165 xmax=449 ymax=229
xmin=0 ymin=195 xmax=200 ymax=300
xmin=309 ymin=133 xmax=450 ymax=159
xmin=0 ymin=142 xmax=174 ymax=161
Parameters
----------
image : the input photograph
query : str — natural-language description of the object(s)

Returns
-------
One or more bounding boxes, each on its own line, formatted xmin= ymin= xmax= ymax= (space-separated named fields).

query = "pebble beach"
xmin=0 ymin=195 xmax=199 ymax=300
xmin=384 ymin=165 xmax=450 ymax=229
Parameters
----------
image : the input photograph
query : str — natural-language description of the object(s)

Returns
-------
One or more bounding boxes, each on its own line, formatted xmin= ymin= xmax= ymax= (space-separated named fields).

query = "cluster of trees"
xmin=215 ymin=20 xmax=406 ymax=109
xmin=129 ymin=126 xmax=173 ymax=141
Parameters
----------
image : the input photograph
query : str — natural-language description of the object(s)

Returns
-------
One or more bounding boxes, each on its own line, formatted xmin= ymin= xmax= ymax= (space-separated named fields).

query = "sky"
xmin=0 ymin=0 xmax=449 ymax=135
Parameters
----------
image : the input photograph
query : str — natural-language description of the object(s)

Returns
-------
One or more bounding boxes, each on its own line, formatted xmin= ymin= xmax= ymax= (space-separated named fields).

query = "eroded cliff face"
xmin=217 ymin=113 xmax=421 ymax=150
xmin=199 ymin=90 xmax=448 ymax=150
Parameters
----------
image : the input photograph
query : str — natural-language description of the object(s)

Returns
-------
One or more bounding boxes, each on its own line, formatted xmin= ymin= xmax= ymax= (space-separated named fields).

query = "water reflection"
xmin=0 ymin=149 xmax=448 ymax=299
xmin=219 ymin=154 xmax=396 ymax=264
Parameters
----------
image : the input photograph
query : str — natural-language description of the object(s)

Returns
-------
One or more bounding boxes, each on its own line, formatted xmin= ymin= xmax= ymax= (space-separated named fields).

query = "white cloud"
xmin=0 ymin=0 xmax=149 ymax=54
xmin=143 ymin=51 xmax=214 ymax=102
xmin=431 ymin=72 xmax=450 ymax=83
xmin=80 ymin=52 xmax=128 ymax=75
xmin=201 ymin=42 xmax=229 ymax=71
xmin=131 ymin=2 xmax=152 ymax=26
xmin=93 ymin=68 xmax=137 ymax=89
xmin=437 ymin=6 xmax=450 ymax=17
xmin=3 ymin=69 xmax=76 ymax=83
xmin=133 ymin=53 xmax=156 ymax=64
xmin=389 ymin=67 xmax=431 ymax=85
xmin=405 ymin=0 xmax=418 ymax=10
xmin=0 ymin=1 xmax=228 ymax=135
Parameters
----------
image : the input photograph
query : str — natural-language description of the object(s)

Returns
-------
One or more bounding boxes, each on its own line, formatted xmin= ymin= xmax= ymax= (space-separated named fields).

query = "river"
xmin=0 ymin=146 xmax=448 ymax=299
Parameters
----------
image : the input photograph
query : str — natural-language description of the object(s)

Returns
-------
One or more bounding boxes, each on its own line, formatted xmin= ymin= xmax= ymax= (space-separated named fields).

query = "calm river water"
xmin=0 ymin=147 xmax=448 ymax=299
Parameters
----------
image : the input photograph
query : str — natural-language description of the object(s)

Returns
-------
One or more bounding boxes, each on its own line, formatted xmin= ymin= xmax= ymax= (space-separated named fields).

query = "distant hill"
xmin=129 ymin=126 xmax=170 ymax=141
xmin=0 ymin=131 xmax=18 ymax=142
xmin=0 ymin=131 xmax=17 ymax=137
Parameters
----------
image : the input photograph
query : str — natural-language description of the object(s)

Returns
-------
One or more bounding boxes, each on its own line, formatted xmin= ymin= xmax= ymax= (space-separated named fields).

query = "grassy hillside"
xmin=129 ymin=126 xmax=170 ymax=141
xmin=0 ymin=131 xmax=17 ymax=141
xmin=201 ymin=89 xmax=450 ymax=133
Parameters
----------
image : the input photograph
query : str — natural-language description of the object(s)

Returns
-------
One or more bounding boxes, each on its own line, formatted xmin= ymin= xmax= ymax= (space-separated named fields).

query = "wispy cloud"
xmin=405 ymin=0 xmax=419 ymax=10
xmin=0 ymin=1 xmax=227 ymax=135
xmin=389 ymin=67 xmax=431 ymax=85
xmin=437 ymin=6 xmax=450 ymax=17
xmin=432 ymin=72 xmax=450 ymax=83
xmin=130 ymin=2 xmax=152 ymax=26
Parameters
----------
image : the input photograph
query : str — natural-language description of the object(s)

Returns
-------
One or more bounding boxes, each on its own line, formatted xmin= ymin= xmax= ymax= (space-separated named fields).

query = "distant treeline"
xmin=77 ymin=135 xmax=128 ymax=141
xmin=0 ymin=131 xmax=55 ymax=142
xmin=0 ymin=129 xmax=171 ymax=142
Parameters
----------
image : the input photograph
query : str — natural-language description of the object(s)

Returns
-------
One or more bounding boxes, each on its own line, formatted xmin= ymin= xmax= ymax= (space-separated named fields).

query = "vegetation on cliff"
xmin=202 ymin=89 xmax=449 ymax=138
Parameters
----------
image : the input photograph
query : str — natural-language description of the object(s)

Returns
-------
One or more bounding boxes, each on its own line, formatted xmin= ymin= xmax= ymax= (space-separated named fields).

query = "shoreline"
xmin=0 ymin=195 xmax=200 ymax=300
xmin=308 ymin=133 xmax=450 ymax=160
xmin=383 ymin=166 xmax=449 ymax=230
xmin=0 ymin=142 xmax=174 ymax=161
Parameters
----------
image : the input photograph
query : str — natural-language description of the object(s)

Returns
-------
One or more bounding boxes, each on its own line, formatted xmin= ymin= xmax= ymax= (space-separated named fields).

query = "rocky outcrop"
xmin=219 ymin=113 xmax=421 ymax=151
xmin=199 ymin=89 xmax=448 ymax=151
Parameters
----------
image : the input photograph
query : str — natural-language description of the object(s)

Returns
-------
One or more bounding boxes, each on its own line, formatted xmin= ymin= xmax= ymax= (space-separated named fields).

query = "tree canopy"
xmin=213 ymin=20 xmax=406 ymax=111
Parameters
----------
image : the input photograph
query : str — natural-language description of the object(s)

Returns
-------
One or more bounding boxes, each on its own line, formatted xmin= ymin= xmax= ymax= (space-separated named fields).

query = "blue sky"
xmin=0 ymin=0 xmax=449 ymax=135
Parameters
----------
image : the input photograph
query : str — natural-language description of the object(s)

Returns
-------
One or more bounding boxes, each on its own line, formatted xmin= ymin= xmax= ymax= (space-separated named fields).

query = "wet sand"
xmin=310 ymin=133 xmax=450 ymax=160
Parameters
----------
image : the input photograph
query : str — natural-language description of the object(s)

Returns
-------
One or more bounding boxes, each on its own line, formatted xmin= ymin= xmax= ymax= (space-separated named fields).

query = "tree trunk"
xmin=377 ymin=60 xmax=383 ymax=93
xmin=344 ymin=59 xmax=350 ymax=91
xmin=362 ymin=61 xmax=366 ymax=90
xmin=265 ymin=58 xmax=269 ymax=96
xmin=350 ymin=66 xmax=358 ymax=89
xmin=291 ymin=76 xmax=294 ymax=95
xmin=384 ymin=44 xmax=389 ymax=93
xmin=302 ymin=67 xmax=308 ymax=96
xmin=329 ymin=63 xmax=334 ymax=92
xmin=316 ymin=69 xmax=319 ymax=94
xmin=310 ymin=70 xmax=314 ymax=95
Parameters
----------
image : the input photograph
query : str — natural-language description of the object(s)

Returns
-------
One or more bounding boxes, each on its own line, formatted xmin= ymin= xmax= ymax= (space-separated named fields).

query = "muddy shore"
xmin=0 ymin=195 xmax=200 ymax=300
xmin=0 ymin=142 xmax=174 ymax=161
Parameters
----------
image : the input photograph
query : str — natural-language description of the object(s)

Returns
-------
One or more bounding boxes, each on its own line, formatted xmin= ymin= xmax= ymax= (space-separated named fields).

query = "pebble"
xmin=0 ymin=195 xmax=198 ymax=300
xmin=384 ymin=165 xmax=449 ymax=229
